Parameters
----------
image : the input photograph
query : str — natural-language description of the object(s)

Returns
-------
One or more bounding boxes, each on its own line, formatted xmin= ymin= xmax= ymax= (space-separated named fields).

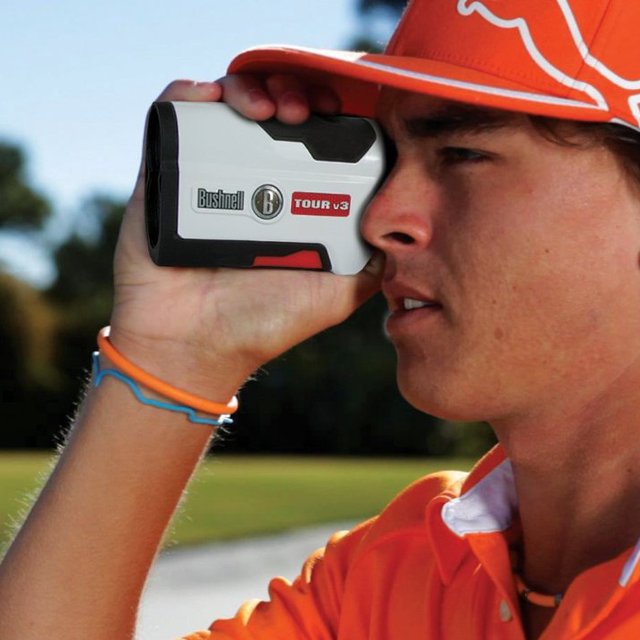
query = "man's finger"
xmin=217 ymin=74 xmax=276 ymax=121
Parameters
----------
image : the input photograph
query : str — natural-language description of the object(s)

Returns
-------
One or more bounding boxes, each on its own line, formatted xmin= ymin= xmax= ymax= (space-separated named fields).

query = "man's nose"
xmin=360 ymin=160 xmax=436 ymax=254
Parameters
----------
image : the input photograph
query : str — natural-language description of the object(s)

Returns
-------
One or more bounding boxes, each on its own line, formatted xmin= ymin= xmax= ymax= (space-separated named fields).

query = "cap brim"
xmin=228 ymin=45 xmax=609 ymax=123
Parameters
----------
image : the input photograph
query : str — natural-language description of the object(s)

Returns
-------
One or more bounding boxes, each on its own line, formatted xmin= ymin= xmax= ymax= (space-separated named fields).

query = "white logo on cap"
xmin=457 ymin=0 xmax=640 ymax=129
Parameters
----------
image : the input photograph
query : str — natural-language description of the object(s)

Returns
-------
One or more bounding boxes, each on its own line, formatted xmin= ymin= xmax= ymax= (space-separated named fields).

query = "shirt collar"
xmin=429 ymin=444 xmax=640 ymax=589
xmin=441 ymin=456 xmax=517 ymax=536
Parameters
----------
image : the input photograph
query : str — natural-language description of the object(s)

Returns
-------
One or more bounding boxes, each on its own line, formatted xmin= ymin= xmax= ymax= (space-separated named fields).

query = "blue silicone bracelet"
xmin=92 ymin=352 xmax=233 ymax=427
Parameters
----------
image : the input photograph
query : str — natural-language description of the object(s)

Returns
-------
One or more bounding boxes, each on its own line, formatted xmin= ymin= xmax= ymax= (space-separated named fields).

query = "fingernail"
xmin=195 ymin=81 xmax=221 ymax=97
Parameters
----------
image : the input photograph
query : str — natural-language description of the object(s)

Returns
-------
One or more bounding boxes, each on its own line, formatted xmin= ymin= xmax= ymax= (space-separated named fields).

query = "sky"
xmin=0 ymin=0 xmax=393 ymax=285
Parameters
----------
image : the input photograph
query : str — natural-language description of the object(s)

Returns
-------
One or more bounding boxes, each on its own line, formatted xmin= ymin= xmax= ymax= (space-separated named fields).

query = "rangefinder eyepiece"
xmin=144 ymin=101 xmax=386 ymax=274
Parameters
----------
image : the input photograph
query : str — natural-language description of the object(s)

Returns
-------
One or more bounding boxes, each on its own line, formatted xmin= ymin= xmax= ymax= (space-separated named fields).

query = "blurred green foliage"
xmin=0 ymin=146 xmax=50 ymax=231
xmin=0 ymin=140 xmax=120 ymax=446
xmin=0 ymin=271 xmax=59 ymax=447
xmin=358 ymin=0 xmax=407 ymax=13
xmin=352 ymin=0 xmax=407 ymax=52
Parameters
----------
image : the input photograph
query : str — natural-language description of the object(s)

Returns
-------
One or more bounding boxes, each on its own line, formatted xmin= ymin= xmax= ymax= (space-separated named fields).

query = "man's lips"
xmin=380 ymin=265 xmax=445 ymax=315
xmin=383 ymin=284 xmax=443 ymax=313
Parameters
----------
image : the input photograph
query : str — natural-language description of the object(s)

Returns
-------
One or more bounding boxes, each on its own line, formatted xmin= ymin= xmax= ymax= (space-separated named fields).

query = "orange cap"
xmin=228 ymin=0 xmax=640 ymax=130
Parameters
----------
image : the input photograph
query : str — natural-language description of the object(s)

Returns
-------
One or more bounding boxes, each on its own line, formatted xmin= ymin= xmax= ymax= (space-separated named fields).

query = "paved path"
xmin=137 ymin=522 xmax=356 ymax=640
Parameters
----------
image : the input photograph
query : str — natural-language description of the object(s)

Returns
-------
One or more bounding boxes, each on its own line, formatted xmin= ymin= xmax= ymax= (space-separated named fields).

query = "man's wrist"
xmin=103 ymin=325 xmax=250 ymax=404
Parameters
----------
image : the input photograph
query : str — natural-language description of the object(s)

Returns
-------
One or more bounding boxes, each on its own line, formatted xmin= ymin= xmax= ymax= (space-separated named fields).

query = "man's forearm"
xmin=0 ymin=373 xmax=233 ymax=640
xmin=0 ymin=74 xmax=379 ymax=640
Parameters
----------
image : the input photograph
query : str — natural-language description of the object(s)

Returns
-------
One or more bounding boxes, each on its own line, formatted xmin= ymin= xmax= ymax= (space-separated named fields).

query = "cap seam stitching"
xmin=572 ymin=0 xmax=614 ymax=89
xmin=415 ymin=49 xmax=573 ymax=98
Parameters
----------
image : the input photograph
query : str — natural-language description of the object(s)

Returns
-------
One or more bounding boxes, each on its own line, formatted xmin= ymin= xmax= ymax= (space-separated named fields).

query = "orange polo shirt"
xmin=181 ymin=446 xmax=640 ymax=639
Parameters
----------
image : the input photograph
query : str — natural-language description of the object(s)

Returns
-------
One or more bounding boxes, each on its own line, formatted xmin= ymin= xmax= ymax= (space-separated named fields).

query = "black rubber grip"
xmin=145 ymin=102 xmax=180 ymax=258
xmin=258 ymin=114 xmax=377 ymax=163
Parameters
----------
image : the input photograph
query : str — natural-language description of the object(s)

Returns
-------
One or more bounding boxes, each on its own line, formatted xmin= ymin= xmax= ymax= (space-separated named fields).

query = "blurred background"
xmin=0 ymin=0 xmax=495 ymax=457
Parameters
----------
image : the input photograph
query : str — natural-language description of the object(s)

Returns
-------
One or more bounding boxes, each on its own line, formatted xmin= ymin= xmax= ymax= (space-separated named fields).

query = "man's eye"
xmin=438 ymin=147 xmax=488 ymax=165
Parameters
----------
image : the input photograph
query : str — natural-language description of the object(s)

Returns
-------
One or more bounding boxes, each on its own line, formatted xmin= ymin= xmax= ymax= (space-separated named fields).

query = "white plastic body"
xmin=171 ymin=101 xmax=385 ymax=275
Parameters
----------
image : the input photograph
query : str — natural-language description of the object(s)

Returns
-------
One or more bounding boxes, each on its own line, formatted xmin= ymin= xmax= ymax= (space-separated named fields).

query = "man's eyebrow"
xmin=403 ymin=104 xmax=517 ymax=139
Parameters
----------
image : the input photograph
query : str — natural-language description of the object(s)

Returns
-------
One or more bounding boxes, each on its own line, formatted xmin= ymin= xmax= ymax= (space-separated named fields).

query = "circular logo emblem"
xmin=251 ymin=185 xmax=283 ymax=220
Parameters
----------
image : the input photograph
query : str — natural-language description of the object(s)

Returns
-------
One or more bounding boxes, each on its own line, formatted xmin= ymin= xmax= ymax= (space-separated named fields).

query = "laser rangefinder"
xmin=144 ymin=101 xmax=386 ymax=275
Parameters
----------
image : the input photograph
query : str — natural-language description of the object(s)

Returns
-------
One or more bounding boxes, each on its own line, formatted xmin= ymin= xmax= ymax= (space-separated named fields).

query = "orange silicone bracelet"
xmin=97 ymin=327 xmax=238 ymax=416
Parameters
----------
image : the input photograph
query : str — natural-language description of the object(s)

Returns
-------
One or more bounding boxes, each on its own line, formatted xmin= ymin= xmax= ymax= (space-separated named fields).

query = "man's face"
xmin=362 ymin=90 xmax=640 ymax=424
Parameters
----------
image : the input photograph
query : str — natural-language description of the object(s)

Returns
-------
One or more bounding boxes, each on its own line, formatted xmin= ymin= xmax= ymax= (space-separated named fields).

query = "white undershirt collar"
xmin=440 ymin=457 xmax=640 ymax=587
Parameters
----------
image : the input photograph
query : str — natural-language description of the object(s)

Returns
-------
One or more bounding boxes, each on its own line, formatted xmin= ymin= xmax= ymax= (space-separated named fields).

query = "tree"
xmin=48 ymin=195 xmax=120 ymax=307
xmin=352 ymin=0 xmax=406 ymax=52
xmin=43 ymin=196 xmax=122 ymax=430
xmin=0 ymin=142 xmax=61 ymax=447
xmin=359 ymin=0 xmax=406 ymax=11
xmin=0 ymin=145 xmax=121 ymax=448
xmin=0 ymin=272 xmax=62 ymax=447
xmin=0 ymin=144 xmax=50 ymax=232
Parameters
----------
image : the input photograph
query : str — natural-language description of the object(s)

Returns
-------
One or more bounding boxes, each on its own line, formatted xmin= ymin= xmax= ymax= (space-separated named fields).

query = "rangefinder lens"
xmin=145 ymin=106 xmax=161 ymax=248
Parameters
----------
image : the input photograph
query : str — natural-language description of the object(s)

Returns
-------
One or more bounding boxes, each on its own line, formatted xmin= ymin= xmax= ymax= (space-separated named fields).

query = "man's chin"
xmin=395 ymin=368 xmax=490 ymax=423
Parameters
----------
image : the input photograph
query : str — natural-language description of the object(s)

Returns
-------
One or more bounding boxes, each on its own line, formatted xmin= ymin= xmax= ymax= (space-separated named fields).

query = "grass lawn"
xmin=0 ymin=452 xmax=57 ymax=547
xmin=0 ymin=453 xmax=473 ymax=549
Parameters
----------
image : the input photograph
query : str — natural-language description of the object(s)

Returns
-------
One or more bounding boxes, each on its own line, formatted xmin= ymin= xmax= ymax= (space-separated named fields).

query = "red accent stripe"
xmin=252 ymin=250 xmax=323 ymax=269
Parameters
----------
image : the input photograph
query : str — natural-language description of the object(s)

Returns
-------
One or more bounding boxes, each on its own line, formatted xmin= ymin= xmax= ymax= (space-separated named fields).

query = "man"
xmin=2 ymin=0 xmax=640 ymax=638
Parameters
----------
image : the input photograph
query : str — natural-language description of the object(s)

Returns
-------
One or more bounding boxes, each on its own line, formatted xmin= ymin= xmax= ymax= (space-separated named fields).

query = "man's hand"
xmin=110 ymin=76 xmax=382 ymax=398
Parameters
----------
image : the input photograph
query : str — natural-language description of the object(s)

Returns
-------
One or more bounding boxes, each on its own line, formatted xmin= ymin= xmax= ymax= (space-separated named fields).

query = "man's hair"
xmin=531 ymin=118 xmax=640 ymax=187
